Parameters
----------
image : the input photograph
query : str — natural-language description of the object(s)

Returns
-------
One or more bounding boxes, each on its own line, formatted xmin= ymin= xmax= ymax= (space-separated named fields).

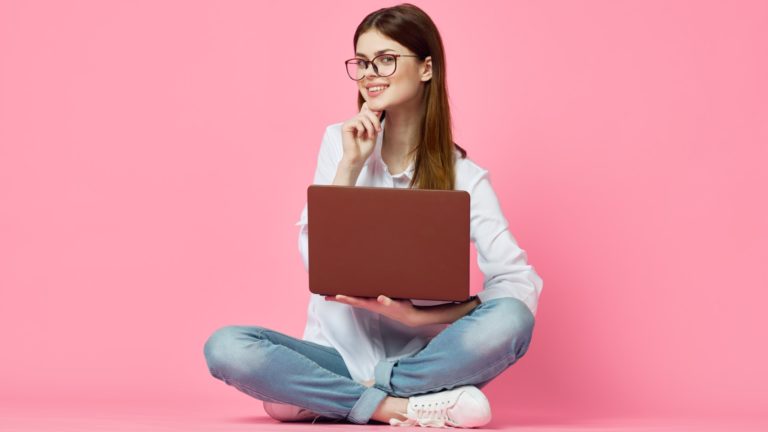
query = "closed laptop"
xmin=307 ymin=184 xmax=470 ymax=302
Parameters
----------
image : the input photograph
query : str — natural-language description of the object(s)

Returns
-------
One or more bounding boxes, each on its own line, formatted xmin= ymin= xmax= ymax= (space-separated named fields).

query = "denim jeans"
xmin=203 ymin=296 xmax=535 ymax=424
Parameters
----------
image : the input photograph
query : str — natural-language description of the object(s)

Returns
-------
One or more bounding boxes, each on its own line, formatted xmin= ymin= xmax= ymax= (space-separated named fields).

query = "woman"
xmin=203 ymin=3 xmax=543 ymax=428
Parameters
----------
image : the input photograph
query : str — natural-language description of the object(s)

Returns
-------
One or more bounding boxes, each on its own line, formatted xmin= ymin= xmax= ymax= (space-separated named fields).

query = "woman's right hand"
xmin=340 ymin=102 xmax=382 ymax=167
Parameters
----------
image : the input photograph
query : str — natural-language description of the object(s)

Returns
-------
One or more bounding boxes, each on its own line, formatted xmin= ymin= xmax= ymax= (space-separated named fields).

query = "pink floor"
xmin=1 ymin=405 xmax=766 ymax=432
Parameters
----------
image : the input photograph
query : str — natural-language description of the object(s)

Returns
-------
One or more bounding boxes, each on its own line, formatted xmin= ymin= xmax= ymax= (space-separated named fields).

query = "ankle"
xmin=370 ymin=396 xmax=409 ymax=423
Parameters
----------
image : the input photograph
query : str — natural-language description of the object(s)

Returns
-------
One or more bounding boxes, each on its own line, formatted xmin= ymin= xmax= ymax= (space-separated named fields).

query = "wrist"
xmin=408 ymin=308 xmax=428 ymax=327
xmin=333 ymin=159 xmax=364 ymax=186
xmin=466 ymin=295 xmax=480 ymax=307
xmin=339 ymin=157 xmax=365 ymax=171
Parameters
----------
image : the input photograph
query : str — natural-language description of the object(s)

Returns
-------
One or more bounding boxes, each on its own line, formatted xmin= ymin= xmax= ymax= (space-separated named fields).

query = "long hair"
xmin=353 ymin=3 xmax=467 ymax=190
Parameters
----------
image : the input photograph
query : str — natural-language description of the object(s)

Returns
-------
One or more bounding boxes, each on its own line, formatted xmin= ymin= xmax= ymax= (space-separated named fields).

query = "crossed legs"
xmin=203 ymin=297 xmax=535 ymax=424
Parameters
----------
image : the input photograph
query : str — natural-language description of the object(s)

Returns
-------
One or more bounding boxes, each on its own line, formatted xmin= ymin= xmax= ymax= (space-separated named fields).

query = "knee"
xmin=203 ymin=325 xmax=265 ymax=378
xmin=482 ymin=297 xmax=535 ymax=356
xmin=203 ymin=325 xmax=240 ymax=377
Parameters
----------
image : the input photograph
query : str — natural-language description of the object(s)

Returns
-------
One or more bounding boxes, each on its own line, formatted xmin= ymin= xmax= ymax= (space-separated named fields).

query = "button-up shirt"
xmin=295 ymin=118 xmax=543 ymax=383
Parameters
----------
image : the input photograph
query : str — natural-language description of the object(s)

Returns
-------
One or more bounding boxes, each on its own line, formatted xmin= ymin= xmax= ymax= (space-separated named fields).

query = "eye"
xmin=380 ymin=55 xmax=395 ymax=64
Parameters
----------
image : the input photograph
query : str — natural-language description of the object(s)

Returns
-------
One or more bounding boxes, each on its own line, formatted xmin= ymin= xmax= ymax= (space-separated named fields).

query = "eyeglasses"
xmin=345 ymin=53 xmax=421 ymax=81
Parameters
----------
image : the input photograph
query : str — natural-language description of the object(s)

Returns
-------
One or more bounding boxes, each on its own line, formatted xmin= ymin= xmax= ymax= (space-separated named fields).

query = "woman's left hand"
xmin=324 ymin=294 xmax=423 ymax=327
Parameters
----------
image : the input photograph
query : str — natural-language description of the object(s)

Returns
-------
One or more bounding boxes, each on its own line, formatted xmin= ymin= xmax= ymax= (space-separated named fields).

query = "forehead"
xmin=355 ymin=30 xmax=407 ymax=57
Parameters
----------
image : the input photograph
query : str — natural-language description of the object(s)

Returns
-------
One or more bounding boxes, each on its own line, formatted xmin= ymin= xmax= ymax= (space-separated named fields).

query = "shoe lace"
xmin=389 ymin=399 xmax=453 ymax=427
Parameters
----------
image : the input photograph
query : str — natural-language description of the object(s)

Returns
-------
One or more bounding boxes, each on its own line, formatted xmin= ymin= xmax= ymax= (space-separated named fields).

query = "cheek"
xmin=389 ymin=78 xmax=419 ymax=99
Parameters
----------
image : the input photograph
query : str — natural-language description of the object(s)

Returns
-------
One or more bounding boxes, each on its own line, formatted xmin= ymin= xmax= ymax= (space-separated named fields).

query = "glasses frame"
xmin=345 ymin=53 xmax=422 ymax=81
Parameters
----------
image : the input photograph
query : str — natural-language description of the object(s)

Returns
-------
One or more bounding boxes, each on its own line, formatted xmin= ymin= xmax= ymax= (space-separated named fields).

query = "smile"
xmin=367 ymin=85 xmax=388 ymax=96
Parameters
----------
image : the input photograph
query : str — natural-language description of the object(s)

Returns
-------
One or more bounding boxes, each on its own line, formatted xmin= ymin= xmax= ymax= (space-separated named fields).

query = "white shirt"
xmin=295 ymin=118 xmax=544 ymax=383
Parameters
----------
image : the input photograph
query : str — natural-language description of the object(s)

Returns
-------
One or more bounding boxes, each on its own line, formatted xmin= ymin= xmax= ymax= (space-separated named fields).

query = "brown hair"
xmin=354 ymin=3 xmax=467 ymax=190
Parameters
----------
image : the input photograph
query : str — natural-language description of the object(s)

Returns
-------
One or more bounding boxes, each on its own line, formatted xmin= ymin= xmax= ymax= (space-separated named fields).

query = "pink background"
xmin=1 ymin=0 xmax=766 ymax=428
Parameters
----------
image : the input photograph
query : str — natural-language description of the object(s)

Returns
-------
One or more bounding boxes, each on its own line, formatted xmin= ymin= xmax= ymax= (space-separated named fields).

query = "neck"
xmin=382 ymin=95 xmax=425 ymax=166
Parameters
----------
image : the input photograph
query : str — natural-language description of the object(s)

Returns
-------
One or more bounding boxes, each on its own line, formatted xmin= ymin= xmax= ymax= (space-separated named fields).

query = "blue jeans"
xmin=203 ymin=296 xmax=535 ymax=424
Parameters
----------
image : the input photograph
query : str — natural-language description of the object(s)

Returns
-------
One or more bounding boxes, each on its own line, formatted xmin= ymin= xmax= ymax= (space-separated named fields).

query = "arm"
xmin=327 ymin=293 xmax=481 ymax=327
xmin=332 ymin=158 xmax=365 ymax=186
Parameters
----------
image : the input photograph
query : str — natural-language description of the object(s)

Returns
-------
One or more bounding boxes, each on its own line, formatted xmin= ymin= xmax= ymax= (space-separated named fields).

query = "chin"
xmin=368 ymin=102 xmax=385 ymax=111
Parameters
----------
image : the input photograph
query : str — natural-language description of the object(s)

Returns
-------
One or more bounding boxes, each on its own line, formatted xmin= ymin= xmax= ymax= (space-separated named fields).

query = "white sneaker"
xmin=389 ymin=385 xmax=492 ymax=428
xmin=263 ymin=401 xmax=322 ymax=422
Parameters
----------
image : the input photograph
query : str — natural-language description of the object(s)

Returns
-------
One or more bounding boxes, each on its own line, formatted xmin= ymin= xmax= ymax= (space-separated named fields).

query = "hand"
xmin=324 ymin=294 xmax=422 ymax=327
xmin=340 ymin=102 xmax=383 ymax=166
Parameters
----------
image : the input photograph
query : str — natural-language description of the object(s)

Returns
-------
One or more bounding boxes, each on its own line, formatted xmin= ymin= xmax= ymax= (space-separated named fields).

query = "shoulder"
xmin=453 ymin=150 xmax=490 ymax=193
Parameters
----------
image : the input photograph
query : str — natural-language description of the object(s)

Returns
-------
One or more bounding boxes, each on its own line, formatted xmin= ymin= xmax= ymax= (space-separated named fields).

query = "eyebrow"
xmin=354 ymin=48 xmax=396 ymax=59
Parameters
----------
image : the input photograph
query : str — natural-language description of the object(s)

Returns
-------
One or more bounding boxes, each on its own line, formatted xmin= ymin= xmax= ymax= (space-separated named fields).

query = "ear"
xmin=420 ymin=56 xmax=433 ymax=82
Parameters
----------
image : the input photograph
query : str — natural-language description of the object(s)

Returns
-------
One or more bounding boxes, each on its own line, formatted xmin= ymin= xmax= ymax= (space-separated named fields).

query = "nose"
xmin=363 ymin=61 xmax=379 ymax=78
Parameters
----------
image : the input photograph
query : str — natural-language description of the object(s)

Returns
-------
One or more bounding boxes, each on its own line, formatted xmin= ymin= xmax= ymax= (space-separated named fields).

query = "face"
xmin=354 ymin=30 xmax=432 ymax=112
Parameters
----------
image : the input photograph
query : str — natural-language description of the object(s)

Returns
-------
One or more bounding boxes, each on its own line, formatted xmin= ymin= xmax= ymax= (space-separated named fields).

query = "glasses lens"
xmin=374 ymin=55 xmax=396 ymax=77
xmin=346 ymin=59 xmax=367 ymax=80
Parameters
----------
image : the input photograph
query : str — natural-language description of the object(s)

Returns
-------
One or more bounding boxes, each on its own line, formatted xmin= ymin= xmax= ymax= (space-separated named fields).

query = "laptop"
xmin=307 ymin=184 xmax=470 ymax=302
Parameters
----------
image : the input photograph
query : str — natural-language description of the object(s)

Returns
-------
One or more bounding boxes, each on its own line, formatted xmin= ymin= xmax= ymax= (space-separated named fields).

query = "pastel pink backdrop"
xmin=1 ymin=0 xmax=766 ymax=427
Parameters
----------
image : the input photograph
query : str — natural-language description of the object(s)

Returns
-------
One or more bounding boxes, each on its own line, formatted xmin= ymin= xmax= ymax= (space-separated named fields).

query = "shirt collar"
xmin=369 ymin=117 xmax=416 ymax=180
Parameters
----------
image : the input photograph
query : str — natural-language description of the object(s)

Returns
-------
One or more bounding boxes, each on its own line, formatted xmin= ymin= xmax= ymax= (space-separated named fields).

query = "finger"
xmin=336 ymin=294 xmax=360 ymax=305
xmin=346 ymin=295 xmax=382 ymax=308
xmin=377 ymin=295 xmax=392 ymax=306
xmin=362 ymin=103 xmax=382 ymax=119
xmin=363 ymin=110 xmax=382 ymax=132
xmin=354 ymin=122 xmax=365 ymax=139
xmin=358 ymin=115 xmax=375 ymax=139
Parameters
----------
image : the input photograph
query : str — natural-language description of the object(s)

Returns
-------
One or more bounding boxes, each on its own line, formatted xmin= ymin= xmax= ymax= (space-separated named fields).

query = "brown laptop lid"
xmin=307 ymin=184 xmax=470 ymax=302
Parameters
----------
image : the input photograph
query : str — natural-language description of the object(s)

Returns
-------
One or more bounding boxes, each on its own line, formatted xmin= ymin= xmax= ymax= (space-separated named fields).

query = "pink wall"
xmin=1 ymin=0 xmax=766 ymax=423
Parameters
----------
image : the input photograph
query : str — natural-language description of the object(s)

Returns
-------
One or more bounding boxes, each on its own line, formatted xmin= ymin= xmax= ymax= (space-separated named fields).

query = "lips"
xmin=367 ymin=84 xmax=389 ymax=97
